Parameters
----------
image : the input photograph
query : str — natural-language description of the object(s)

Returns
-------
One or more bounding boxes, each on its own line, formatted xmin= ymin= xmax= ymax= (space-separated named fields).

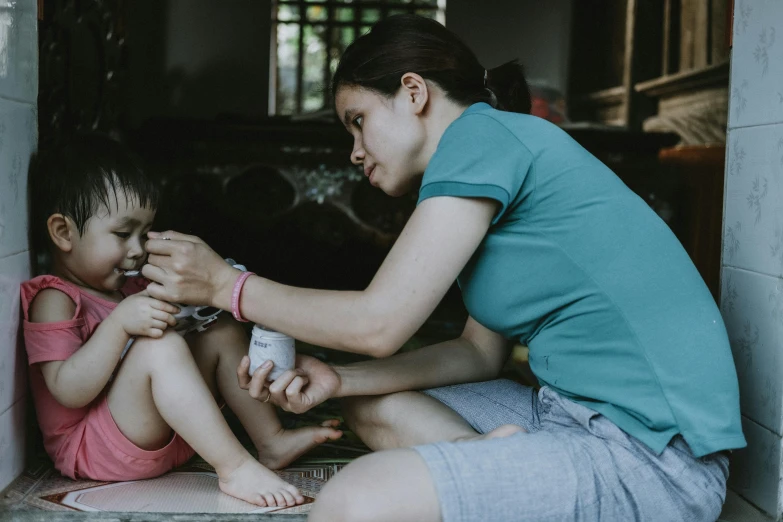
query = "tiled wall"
xmin=722 ymin=0 xmax=783 ymax=517
xmin=0 ymin=0 xmax=37 ymax=493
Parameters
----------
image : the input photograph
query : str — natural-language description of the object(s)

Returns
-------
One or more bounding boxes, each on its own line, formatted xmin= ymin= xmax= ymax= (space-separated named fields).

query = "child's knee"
xmin=130 ymin=330 xmax=192 ymax=365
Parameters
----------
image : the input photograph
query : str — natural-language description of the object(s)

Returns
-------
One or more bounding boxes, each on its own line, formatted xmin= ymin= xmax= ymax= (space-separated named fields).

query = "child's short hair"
xmin=31 ymin=133 xmax=160 ymax=237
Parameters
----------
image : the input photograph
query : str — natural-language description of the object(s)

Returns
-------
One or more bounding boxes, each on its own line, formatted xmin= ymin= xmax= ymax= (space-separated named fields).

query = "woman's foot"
xmin=218 ymin=457 xmax=304 ymax=507
xmin=257 ymin=419 xmax=343 ymax=470
xmin=456 ymin=423 xmax=525 ymax=443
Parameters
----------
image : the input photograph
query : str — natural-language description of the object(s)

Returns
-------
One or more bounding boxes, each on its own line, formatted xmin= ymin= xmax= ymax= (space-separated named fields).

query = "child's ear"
xmin=46 ymin=214 xmax=75 ymax=253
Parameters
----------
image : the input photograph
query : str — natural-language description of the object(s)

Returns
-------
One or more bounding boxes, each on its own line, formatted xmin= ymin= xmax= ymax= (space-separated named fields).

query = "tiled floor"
xmin=0 ymin=445 xmax=777 ymax=520
xmin=2 ymin=441 xmax=776 ymax=521
xmin=1 ymin=468 xmax=776 ymax=521
xmin=719 ymin=491 xmax=774 ymax=522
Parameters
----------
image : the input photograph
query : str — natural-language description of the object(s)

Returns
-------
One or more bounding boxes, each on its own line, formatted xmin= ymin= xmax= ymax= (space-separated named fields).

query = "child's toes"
xmin=262 ymin=493 xmax=277 ymax=507
xmin=321 ymin=419 xmax=341 ymax=428
xmin=287 ymin=485 xmax=305 ymax=503
xmin=318 ymin=428 xmax=342 ymax=442
xmin=313 ymin=425 xmax=342 ymax=443
xmin=280 ymin=489 xmax=296 ymax=506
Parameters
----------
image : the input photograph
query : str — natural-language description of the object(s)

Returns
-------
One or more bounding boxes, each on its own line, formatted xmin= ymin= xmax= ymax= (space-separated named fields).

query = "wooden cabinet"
xmin=569 ymin=0 xmax=731 ymax=144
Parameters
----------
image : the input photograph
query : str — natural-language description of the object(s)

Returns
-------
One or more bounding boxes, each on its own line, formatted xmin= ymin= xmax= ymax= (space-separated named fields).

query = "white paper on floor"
xmin=60 ymin=471 xmax=319 ymax=514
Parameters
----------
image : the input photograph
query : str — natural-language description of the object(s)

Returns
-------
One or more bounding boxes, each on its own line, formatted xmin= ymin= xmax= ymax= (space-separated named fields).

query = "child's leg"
xmin=106 ymin=330 xmax=303 ymax=508
xmin=187 ymin=316 xmax=342 ymax=469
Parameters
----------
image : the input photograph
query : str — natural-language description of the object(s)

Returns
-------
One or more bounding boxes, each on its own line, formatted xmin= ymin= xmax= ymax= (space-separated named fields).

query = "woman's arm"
xmin=240 ymin=316 xmax=511 ymax=414
xmin=145 ymin=196 xmax=498 ymax=357
xmin=333 ymin=316 xmax=511 ymax=396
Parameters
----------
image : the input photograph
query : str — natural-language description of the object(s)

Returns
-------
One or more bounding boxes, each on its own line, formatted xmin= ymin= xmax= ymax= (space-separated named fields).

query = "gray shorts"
xmin=414 ymin=380 xmax=729 ymax=522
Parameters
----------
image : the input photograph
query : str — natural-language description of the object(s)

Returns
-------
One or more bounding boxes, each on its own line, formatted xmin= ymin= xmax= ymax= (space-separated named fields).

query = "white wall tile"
xmin=0 ymin=250 xmax=29 ymax=415
xmin=725 ymin=1 xmax=783 ymax=516
xmin=720 ymin=490 xmax=775 ymax=522
xmin=722 ymin=124 xmax=783 ymax=278
xmin=0 ymin=0 xmax=37 ymax=104
xmin=0 ymin=397 xmax=25 ymax=493
xmin=728 ymin=416 xmax=783 ymax=516
xmin=0 ymin=0 xmax=35 ymax=499
xmin=0 ymin=97 xmax=36 ymax=259
xmin=729 ymin=0 xmax=783 ymax=129
xmin=721 ymin=267 xmax=783 ymax=435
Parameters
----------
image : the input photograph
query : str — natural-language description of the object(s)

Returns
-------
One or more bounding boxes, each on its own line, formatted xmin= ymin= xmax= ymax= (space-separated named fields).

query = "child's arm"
xmin=32 ymin=289 xmax=179 ymax=409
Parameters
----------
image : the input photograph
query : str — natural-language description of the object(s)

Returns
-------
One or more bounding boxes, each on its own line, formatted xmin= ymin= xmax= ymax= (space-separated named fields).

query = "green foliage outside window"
xmin=272 ymin=0 xmax=445 ymax=116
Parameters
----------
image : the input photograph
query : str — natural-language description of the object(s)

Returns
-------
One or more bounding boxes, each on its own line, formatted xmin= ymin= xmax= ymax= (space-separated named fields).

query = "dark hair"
xmin=30 ymin=133 xmax=159 ymax=240
xmin=332 ymin=14 xmax=531 ymax=114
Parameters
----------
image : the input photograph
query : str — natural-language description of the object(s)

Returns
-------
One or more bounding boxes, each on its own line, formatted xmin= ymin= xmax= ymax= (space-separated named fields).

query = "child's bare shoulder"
xmin=29 ymin=288 xmax=77 ymax=323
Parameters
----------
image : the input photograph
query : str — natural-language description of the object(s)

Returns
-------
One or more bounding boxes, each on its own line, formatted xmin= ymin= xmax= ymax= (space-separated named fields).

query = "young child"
xmin=21 ymin=134 xmax=342 ymax=508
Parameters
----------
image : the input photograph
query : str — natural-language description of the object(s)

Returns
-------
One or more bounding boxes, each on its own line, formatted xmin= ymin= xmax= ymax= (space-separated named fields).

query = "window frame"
xmin=269 ymin=0 xmax=446 ymax=116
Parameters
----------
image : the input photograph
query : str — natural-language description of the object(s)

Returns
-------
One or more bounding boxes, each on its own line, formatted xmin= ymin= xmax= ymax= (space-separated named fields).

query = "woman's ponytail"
xmin=485 ymin=60 xmax=532 ymax=114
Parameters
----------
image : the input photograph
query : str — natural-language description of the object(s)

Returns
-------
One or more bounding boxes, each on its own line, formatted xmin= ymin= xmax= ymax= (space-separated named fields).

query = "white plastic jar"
xmin=248 ymin=325 xmax=296 ymax=381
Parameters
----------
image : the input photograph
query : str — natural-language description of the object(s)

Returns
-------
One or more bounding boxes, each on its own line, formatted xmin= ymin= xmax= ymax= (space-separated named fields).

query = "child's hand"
xmin=111 ymin=293 xmax=180 ymax=338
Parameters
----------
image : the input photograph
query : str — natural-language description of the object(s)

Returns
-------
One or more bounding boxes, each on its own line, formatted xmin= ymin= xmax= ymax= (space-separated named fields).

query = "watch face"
xmin=192 ymin=306 xmax=222 ymax=321
xmin=172 ymin=305 xmax=223 ymax=335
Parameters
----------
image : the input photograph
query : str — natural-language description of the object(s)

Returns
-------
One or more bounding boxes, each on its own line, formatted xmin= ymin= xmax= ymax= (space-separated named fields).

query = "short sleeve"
xmin=24 ymin=324 xmax=86 ymax=365
xmin=21 ymin=276 xmax=86 ymax=365
xmin=418 ymin=113 xmax=534 ymax=224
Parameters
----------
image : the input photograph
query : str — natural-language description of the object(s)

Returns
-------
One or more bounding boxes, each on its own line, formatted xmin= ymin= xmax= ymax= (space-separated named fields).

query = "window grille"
xmin=271 ymin=0 xmax=446 ymax=115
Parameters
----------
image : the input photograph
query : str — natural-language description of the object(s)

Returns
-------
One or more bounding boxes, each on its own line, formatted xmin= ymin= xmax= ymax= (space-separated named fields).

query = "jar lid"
xmin=253 ymin=324 xmax=275 ymax=332
xmin=251 ymin=324 xmax=292 ymax=339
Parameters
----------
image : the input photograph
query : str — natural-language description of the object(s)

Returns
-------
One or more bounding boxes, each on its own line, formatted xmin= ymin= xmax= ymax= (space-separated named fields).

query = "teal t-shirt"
xmin=418 ymin=103 xmax=746 ymax=457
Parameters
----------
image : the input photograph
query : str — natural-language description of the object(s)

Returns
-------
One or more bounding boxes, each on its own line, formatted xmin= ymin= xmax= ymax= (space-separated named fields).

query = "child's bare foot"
xmin=456 ymin=424 xmax=526 ymax=443
xmin=218 ymin=458 xmax=304 ymax=507
xmin=257 ymin=419 xmax=343 ymax=470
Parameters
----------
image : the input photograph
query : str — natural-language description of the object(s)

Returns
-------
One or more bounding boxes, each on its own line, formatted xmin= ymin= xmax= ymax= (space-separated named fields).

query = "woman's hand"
xmin=237 ymin=354 xmax=342 ymax=414
xmin=142 ymin=230 xmax=237 ymax=308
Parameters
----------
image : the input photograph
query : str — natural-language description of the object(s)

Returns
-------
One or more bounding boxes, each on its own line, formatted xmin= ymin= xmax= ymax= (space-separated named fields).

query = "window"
xmin=270 ymin=0 xmax=446 ymax=116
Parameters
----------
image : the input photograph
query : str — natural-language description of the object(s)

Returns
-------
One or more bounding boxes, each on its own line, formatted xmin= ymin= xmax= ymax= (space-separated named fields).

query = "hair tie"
xmin=483 ymin=69 xmax=488 ymax=87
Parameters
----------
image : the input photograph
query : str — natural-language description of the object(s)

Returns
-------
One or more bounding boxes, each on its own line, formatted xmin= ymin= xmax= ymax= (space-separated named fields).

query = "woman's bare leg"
xmin=341 ymin=391 xmax=478 ymax=450
xmin=342 ymin=391 xmax=523 ymax=450
xmin=106 ymin=331 xmax=303 ymax=508
xmin=309 ymin=449 xmax=441 ymax=522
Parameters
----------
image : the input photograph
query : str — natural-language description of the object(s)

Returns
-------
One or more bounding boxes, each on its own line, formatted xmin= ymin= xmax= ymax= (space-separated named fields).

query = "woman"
xmin=143 ymin=15 xmax=745 ymax=522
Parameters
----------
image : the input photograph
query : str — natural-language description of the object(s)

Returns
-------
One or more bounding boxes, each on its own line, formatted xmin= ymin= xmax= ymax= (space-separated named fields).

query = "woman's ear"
xmin=399 ymin=72 xmax=429 ymax=115
xmin=47 ymin=214 xmax=74 ymax=253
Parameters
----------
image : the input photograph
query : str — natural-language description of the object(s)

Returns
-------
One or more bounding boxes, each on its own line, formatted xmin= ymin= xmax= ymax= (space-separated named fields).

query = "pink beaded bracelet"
xmin=231 ymin=270 xmax=255 ymax=322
